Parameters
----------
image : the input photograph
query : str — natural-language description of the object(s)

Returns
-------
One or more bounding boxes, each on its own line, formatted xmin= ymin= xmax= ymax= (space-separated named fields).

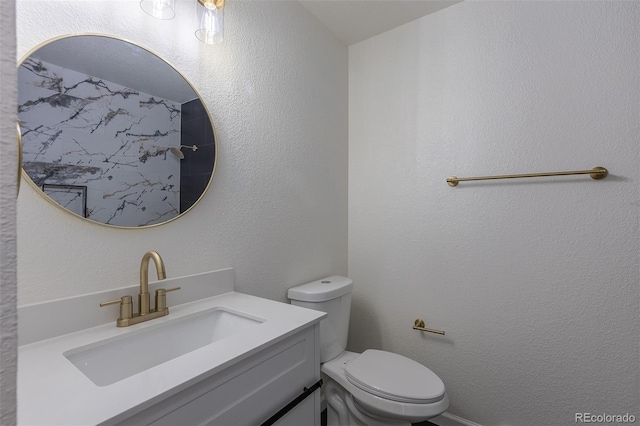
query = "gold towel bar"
xmin=413 ymin=319 xmax=445 ymax=335
xmin=447 ymin=166 xmax=608 ymax=187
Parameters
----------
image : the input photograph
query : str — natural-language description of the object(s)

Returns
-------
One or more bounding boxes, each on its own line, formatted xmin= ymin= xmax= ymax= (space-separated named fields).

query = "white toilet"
xmin=288 ymin=276 xmax=449 ymax=426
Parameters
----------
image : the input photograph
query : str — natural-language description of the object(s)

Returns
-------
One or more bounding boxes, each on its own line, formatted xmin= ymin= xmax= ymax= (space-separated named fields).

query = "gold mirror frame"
xmin=16 ymin=122 xmax=22 ymax=196
xmin=17 ymin=34 xmax=217 ymax=229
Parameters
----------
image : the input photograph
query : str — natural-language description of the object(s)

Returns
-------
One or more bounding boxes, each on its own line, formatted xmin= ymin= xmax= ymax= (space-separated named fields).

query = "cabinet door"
xmin=272 ymin=395 xmax=319 ymax=426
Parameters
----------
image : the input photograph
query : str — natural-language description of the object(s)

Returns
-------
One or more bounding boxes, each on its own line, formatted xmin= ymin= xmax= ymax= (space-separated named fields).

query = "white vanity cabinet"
xmin=18 ymin=270 xmax=326 ymax=426
xmin=111 ymin=324 xmax=321 ymax=426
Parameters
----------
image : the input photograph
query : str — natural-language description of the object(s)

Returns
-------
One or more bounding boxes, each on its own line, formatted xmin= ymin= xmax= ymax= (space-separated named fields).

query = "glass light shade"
xmin=140 ymin=0 xmax=175 ymax=20
xmin=195 ymin=1 xmax=224 ymax=45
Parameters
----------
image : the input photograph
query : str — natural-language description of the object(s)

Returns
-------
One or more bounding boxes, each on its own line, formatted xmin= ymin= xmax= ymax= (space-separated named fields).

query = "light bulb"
xmin=195 ymin=0 xmax=224 ymax=44
xmin=140 ymin=0 xmax=175 ymax=20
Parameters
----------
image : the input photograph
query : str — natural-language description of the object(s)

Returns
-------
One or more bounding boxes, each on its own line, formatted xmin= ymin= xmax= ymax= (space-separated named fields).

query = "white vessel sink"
xmin=64 ymin=308 xmax=263 ymax=386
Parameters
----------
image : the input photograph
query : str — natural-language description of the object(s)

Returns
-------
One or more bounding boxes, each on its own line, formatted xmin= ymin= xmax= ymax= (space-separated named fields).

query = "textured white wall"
xmin=348 ymin=2 xmax=639 ymax=426
xmin=0 ymin=0 xmax=17 ymax=421
xmin=16 ymin=0 xmax=348 ymax=304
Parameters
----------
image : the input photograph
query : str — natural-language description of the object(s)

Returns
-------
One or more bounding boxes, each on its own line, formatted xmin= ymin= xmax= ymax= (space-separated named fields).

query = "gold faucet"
xmin=100 ymin=251 xmax=180 ymax=327
xmin=139 ymin=250 xmax=166 ymax=315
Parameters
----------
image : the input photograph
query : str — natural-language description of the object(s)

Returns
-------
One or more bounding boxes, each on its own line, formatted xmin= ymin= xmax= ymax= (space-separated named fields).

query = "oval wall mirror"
xmin=17 ymin=34 xmax=216 ymax=228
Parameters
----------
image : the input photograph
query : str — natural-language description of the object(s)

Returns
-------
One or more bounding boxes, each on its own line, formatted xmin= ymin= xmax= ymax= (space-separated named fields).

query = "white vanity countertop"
xmin=18 ymin=291 xmax=325 ymax=426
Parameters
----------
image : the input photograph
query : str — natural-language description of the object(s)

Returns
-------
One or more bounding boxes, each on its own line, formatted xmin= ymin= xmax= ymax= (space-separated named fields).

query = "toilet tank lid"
xmin=288 ymin=276 xmax=353 ymax=302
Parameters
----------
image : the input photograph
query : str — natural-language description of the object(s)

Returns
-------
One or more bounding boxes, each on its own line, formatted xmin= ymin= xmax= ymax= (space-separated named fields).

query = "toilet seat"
xmin=345 ymin=349 xmax=445 ymax=404
xmin=322 ymin=351 xmax=449 ymax=423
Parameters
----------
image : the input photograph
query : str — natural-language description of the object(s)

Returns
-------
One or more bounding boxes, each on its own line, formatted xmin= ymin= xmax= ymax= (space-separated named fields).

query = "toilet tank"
xmin=288 ymin=276 xmax=353 ymax=363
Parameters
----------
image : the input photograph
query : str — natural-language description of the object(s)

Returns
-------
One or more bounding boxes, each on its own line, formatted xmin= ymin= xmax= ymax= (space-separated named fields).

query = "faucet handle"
xmin=100 ymin=295 xmax=133 ymax=322
xmin=155 ymin=287 xmax=181 ymax=312
xmin=100 ymin=295 xmax=133 ymax=307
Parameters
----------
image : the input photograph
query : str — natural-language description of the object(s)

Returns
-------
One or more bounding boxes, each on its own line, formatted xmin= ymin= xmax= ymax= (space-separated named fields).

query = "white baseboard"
xmin=429 ymin=411 xmax=483 ymax=426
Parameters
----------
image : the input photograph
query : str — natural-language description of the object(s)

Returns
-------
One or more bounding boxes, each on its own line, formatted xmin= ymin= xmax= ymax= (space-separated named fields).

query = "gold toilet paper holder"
xmin=413 ymin=319 xmax=445 ymax=336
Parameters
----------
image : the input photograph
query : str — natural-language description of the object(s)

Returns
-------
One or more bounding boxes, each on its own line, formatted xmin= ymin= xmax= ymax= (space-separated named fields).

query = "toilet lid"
xmin=345 ymin=350 xmax=445 ymax=404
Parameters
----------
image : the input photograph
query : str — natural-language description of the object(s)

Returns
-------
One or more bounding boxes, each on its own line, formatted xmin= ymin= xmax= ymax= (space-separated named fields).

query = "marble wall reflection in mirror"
xmin=18 ymin=35 xmax=216 ymax=228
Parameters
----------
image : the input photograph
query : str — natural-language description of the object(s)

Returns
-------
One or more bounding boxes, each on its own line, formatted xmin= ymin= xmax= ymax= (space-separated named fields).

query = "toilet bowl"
xmin=288 ymin=276 xmax=448 ymax=426
xmin=323 ymin=350 xmax=448 ymax=425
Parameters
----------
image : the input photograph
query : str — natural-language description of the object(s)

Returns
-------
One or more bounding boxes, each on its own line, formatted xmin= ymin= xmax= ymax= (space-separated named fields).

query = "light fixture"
xmin=140 ymin=0 xmax=175 ymax=20
xmin=140 ymin=0 xmax=225 ymax=45
xmin=195 ymin=0 xmax=225 ymax=45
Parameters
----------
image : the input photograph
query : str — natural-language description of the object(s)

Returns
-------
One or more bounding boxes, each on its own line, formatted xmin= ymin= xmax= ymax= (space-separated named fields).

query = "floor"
xmin=320 ymin=409 xmax=437 ymax=426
